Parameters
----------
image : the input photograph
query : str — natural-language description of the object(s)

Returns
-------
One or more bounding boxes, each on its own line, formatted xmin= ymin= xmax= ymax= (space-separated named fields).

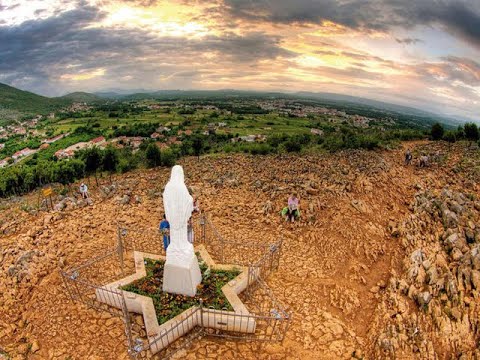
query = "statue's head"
xmin=170 ymin=165 xmax=185 ymax=183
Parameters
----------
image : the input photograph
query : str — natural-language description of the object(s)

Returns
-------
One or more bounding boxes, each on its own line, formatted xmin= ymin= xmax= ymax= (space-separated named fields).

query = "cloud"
xmin=0 ymin=2 xmax=20 ymax=11
xmin=429 ymin=56 xmax=480 ymax=86
xmin=218 ymin=0 xmax=480 ymax=48
xmin=395 ymin=37 xmax=422 ymax=44
xmin=0 ymin=1 xmax=294 ymax=95
xmin=415 ymin=1 xmax=480 ymax=49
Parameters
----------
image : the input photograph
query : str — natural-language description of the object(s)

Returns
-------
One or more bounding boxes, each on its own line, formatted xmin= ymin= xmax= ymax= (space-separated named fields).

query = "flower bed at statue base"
xmin=94 ymin=246 xmax=258 ymax=355
xmin=120 ymin=258 xmax=240 ymax=325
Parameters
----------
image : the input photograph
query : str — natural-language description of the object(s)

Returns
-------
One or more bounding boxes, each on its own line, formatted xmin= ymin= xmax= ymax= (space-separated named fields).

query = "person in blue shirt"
xmin=159 ymin=214 xmax=170 ymax=251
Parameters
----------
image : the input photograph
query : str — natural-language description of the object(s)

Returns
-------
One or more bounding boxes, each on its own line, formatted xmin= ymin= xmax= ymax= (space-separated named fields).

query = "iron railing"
xmin=60 ymin=213 xmax=289 ymax=359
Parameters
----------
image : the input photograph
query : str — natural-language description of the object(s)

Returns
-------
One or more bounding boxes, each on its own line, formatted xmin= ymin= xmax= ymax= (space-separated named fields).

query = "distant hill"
xmin=0 ymin=83 xmax=465 ymax=129
xmin=99 ymin=89 xmax=461 ymax=129
xmin=295 ymin=91 xmax=462 ymax=127
xmin=59 ymin=92 xmax=102 ymax=103
xmin=0 ymin=83 xmax=105 ymax=125
xmin=0 ymin=83 xmax=68 ymax=124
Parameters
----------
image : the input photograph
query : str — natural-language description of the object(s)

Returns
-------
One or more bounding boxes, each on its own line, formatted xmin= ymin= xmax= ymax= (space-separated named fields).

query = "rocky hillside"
xmin=1 ymin=141 xmax=479 ymax=359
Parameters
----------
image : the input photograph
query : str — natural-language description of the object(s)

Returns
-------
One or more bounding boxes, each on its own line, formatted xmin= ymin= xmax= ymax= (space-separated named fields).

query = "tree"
xmin=161 ymin=148 xmax=176 ymax=167
xmin=102 ymin=146 xmax=119 ymax=182
xmin=191 ymin=135 xmax=205 ymax=160
xmin=455 ymin=125 xmax=465 ymax=140
xmin=54 ymin=159 xmax=84 ymax=188
xmin=464 ymin=122 xmax=479 ymax=143
xmin=443 ymin=131 xmax=456 ymax=143
xmin=82 ymin=146 xmax=102 ymax=186
xmin=145 ymin=143 xmax=161 ymax=167
xmin=431 ymin=123 xmax=444 ymax=140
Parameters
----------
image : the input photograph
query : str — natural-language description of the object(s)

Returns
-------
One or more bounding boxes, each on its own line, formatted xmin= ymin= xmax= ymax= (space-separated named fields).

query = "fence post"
xmin=199 ymin=299 xmax=204 ymax=329
xmin=200 ymin=213 xmax=206 ymax=244
xmin=246 ymin=266 xmax=252 ymax=298
xmin=276 ymin=239 xmax=283 ymax=270
xmin=59 ymin=270 xmax=75 ymax=302
xmin=121 ymin=293 xmax=138 ymax=359
xmin=117 ymin=227 xmax=124 ymax=276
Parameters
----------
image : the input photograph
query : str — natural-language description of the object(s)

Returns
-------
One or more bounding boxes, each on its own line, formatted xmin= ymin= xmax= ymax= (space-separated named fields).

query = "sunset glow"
xmin=1 ymin=0 xmax=479 ymax=119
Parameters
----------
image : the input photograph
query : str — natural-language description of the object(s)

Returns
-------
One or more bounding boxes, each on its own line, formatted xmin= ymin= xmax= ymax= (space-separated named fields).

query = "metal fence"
xmin=60 ymin=213 xmax=290 ymax=359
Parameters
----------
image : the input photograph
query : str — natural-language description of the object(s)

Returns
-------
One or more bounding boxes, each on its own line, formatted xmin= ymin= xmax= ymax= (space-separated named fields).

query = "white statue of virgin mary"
xmin=162 ymin=165 xmax=202 ymax=296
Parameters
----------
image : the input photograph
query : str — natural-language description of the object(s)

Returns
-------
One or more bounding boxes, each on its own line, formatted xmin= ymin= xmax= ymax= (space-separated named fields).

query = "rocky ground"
xmin=1 ymin=141 xmax=480 ymax=359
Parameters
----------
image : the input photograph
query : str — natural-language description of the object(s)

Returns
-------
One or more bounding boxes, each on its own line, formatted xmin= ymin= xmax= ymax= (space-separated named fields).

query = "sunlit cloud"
xmin=60 ymin=68 xmax=106 ymax=81
xmin=1 ymin=0 xmax=480 ymax=120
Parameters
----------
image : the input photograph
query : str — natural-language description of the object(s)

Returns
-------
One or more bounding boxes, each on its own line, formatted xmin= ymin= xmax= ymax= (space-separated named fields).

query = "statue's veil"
xmin=163 ymin=165 xmax=193 ymax=231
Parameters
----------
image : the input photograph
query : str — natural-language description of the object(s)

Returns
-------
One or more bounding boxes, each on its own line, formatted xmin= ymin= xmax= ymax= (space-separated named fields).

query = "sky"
xmin=0 ymin=0 xmax=479 ymax=120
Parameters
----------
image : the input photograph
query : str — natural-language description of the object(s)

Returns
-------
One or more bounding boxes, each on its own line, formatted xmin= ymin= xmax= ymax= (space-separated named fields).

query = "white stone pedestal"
xmin=162 ymin=254 xmax=202 ymax=297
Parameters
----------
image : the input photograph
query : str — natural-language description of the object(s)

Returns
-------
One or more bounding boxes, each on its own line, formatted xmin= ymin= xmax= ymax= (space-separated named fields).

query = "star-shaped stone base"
xmin=95 ymin=245 xmax=256 ymax=354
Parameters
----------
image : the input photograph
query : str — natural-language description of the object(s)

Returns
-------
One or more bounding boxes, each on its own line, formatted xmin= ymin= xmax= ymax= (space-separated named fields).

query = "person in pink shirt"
xmin=286 ymin=193 xmax=299 ymax=223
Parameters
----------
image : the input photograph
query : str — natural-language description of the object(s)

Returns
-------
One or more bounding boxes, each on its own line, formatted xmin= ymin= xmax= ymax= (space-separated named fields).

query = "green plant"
xmin=145 ymin=143 xmax=162 ymax=168
xmin=161 ymin=148 xmax=176 ymax=167
xmin=464 ymin=123 xmax=479 ymax=142
xmin=102 ymin=146 xmax=119 ymax=181
xmin=121 ymin=258 xmax=240 ymax=325
xmin=431 ymin=122 xmax=444 ymax=140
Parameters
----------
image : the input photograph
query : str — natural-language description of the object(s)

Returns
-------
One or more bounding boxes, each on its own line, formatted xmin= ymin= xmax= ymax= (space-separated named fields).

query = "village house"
xmin=43 ymin=132 xmax=70 ymax=144
xmin=156 ymin=126 xmax=171 ymax=133
xmin=39 ymin=143 xmax=50 ymax=150
xmin=0 ymin=143 xmax=4 ymax=150
xmin=177 ymin=129 xmax=193 ymax=136
xmin=54 ymin=149 xmax=74 ymax=159
xmin=310 ymin=128 xmax=324 ymax=136
xmin=13 ymin=127 xmax=26 ymax=135
xmin=12 ymin=148 xmax=35 ymax=160
xmin=109 ymin=136 xmax=127 ymax=148
xmin=90 ymin=136 xmax=106 ymax=147
xmin=150 ymin=132 xmax=162 ymax=139
xmin=0 ymin=157 xmax=11 ymax=168
xmin=167 ymin=136 xmax=182 ymax=145
xmin=156 ymin=142 xmax=170 ymax=150
xmin=54 ymin=136 xmax=107 ymax=159
xmin=64 ymin=141 xmax=90 ymax=153
xmin=235 ymin=134 xmax=267 ymax=143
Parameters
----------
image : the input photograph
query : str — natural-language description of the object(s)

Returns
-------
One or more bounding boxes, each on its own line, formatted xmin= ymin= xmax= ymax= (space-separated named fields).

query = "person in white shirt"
xmin=80 ymin=183 xmax=89 ymax=199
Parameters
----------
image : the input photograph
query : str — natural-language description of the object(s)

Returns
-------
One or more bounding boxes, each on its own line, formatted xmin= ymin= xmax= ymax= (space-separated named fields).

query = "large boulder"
xmin=471 ymin=270 xmax=480 ymax=290
xmin=416 ymin=291 xmax=432 ymax=307
xmin=472 ymin=246 xmax=480 ymax=270
xmin=442 ymin=209 xmax=458 ymax=228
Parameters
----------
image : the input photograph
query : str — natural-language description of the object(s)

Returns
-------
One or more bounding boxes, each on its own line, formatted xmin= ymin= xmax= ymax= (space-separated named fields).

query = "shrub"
xmin=145 ymin=143 xmax=162 ymax=168
xmin=464 ymin=123 xmax=479 ymax=142
xmin=102 ymin=146 xmax=119 ymax=180
xmin=431 ymin=123 xmax=444 ymax=140
xmin=284 ymin=139 xmax=302 ymax=152
xmin=443 ymin=131 xmax=456 ymax=143
xmin=161 ymin=149 xmax=176 ymax=167
xmin=322 ymin=135 xmax=344 ymax=152
xmin=191 ymin=135 xmax=205 ymax=159
xmin=117 ymin=158 xmax=134 ymax=173
xmin=248 ymin=143 xmax=273 ymax=155
xmin=357 ymin=135 xmax=380 ymax=150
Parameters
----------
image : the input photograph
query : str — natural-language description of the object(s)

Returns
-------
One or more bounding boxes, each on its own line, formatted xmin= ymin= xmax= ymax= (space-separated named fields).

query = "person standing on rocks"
xmin=193 ymin=197 xmax=200 ymax=213
xmin=419 ymin=154 xmax=429 ymax=167
xmin=80 ymin=183 xmax=89 ymax=199
xmin=159 ymin=214 xmax=170 ymax=251
xmin=405 ymin=149 xmax=412 ymax=166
